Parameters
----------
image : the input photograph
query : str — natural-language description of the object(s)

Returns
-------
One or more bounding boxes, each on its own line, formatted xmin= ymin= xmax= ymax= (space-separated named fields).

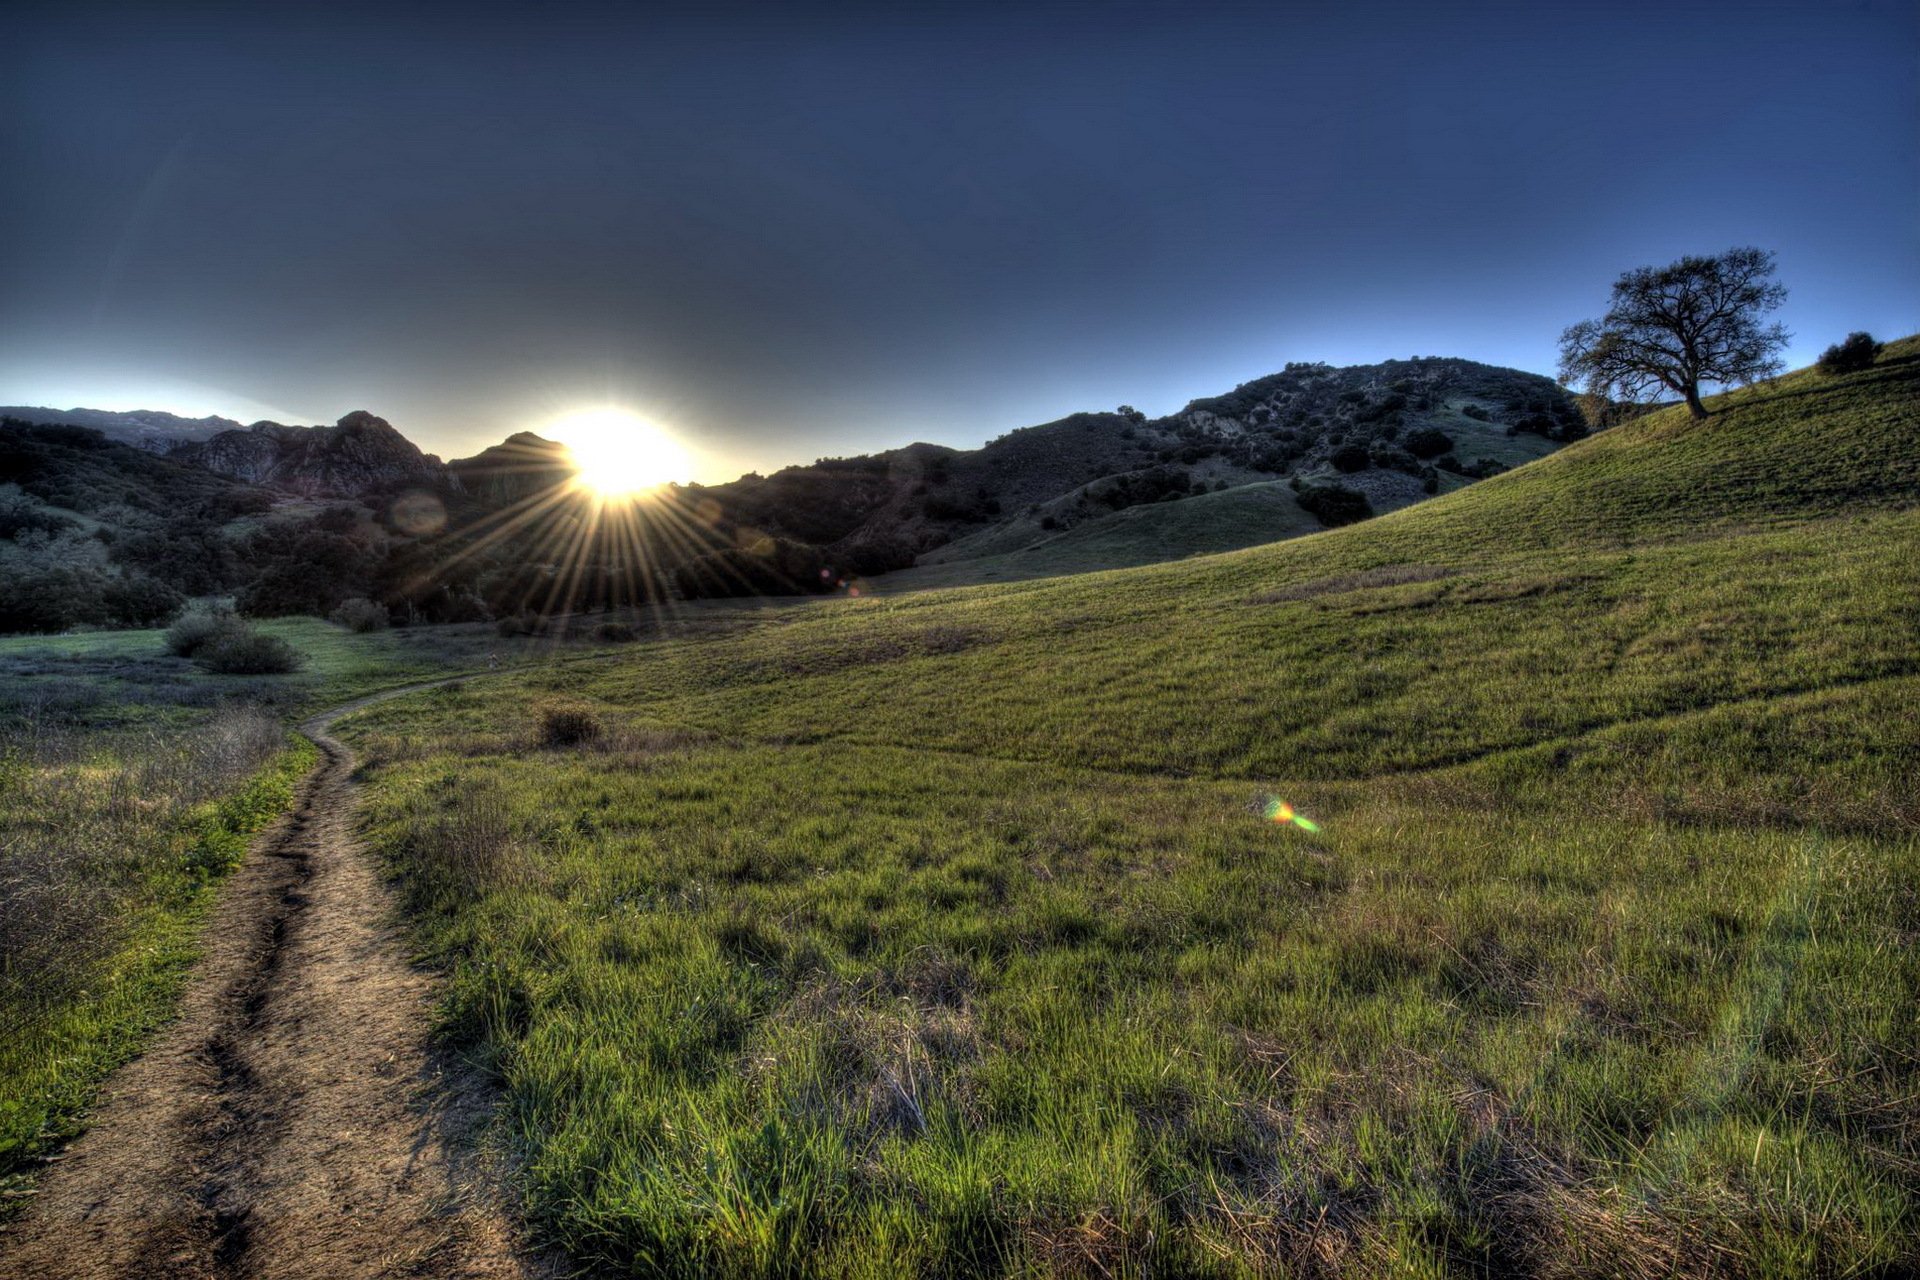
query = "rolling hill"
xmin=332 ymin=342 xmax=1920 ymax=1275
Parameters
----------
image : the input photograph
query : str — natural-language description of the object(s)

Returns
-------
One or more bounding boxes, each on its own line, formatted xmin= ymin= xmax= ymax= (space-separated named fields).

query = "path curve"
xmin=1 ymin=677 xmax=546 ymax=1280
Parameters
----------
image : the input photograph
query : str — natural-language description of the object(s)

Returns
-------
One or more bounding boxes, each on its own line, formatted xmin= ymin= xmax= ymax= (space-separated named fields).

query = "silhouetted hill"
xmin=0 ymin=407 xmax=243 ymax=453
xmin=0 ymin=352 xmax=1591 ymax=625
xmin=446 ymin=432 xmax=573 ymax=506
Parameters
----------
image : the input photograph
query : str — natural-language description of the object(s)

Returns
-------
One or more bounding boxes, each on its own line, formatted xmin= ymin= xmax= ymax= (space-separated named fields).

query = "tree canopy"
xmin=1558 ymin=247 xmax=1788 ymax=420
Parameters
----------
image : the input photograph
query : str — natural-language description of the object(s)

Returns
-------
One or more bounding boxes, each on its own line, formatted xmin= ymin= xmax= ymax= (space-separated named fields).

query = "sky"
xmin=2 ymin=0 xmax=1914 ymax=481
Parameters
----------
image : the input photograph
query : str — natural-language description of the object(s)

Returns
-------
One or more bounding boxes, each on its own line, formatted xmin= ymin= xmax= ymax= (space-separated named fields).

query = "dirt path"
xmin=1 ymin=680 xmax=548 ymax=1279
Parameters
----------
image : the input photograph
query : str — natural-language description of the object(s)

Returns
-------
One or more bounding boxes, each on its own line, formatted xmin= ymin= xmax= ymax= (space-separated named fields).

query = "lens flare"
xmin=1263 ymin=797 xmax=1321 ymax=832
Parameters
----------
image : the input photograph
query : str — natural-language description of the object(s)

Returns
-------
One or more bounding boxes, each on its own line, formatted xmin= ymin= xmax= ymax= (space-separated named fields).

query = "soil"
xmin=0 ymin=683 xmax=550 ymax=1279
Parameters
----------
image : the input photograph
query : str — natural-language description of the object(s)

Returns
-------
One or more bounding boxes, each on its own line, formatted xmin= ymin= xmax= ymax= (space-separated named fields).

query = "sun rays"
xmin=388 ymin=415 xmax=810 ymax=633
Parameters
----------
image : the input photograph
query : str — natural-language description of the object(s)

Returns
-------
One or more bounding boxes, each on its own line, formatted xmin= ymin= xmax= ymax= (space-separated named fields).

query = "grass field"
xmin=0 ymin=616 xmax=555 ymax=1198
xmin=0 ymin=593 xmax=832 ymax=1201
xmin=333 ymin=344 xmax=1920 ymax=1275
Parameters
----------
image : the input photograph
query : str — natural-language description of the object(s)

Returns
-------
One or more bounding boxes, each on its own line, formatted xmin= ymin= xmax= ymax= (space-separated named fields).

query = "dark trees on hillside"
xmin=1558 ymin=247 xmax=1788 ymax=420
xmin=1295 ymin=484 xmax=1372 ymax=528
xmin=1817 ymin=332 xmax=1882 ymax=375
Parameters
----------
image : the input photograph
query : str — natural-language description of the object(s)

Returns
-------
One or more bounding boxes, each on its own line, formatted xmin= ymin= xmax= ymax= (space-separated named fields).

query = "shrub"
xmin=196 ymin=628 xmax=303 ymax=674
xmin=1817 ymin=332 xmax=1881 ymax=375
xmin=102 ymin=572 xmax=186 ymax=628
xmin=1404 ymin=427 xmax=1454 ymax=459
xmin=592 ymin=621 xmax=637 ymax=642
xmin=541 ymin=707 xmax=602 ymax=747
xmin=1329 ymin=443 xmax=1370 ymax=473
xmin=1295 ymin=484 xmax=1374 ymax=528
xmin=1460 ymin=403 xmax=1491 ymax=421
xmin=165 ymin=606 xmax=244 ymax=657
xmin=328 ymin=596 xmax=390 ymax=633
xmin=497 ymin=614 xmax=540 ymax=638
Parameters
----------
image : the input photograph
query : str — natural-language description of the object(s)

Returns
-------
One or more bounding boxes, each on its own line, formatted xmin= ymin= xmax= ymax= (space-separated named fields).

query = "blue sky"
xmin=2 ymin=0 xmax=1913 ymax=479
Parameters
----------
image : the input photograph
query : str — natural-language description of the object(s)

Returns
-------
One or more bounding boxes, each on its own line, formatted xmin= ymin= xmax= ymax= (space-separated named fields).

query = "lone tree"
xmin=1558 ymin=246 xmax=1789 ymax=420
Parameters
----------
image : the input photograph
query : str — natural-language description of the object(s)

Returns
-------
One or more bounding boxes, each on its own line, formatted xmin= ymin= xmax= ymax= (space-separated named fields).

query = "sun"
xmin=549 ymin=408 xmax=691 ymax=498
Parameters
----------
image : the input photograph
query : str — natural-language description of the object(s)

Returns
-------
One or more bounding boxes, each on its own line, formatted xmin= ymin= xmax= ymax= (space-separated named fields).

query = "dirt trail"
xmin=1 ymin=680 xmax=547 ymax=1279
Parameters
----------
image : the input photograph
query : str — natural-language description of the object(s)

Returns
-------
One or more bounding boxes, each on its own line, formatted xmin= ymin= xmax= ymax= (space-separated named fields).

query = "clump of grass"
xmin=396 ymin=787 xmax=528 ymax=908
xmin=540 ymin=706 xmax=602 ymax=747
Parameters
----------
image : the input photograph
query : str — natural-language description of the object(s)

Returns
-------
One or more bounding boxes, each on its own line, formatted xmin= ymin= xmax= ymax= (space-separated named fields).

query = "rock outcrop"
xmin=173 ymin=411 xmax=451 ymax=497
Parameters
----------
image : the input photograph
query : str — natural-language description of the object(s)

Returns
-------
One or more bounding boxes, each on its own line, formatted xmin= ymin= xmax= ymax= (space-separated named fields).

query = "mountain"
xmin=446 ymin=432 xmax=573 ymax=506
xmin=171 ymin=411 xmax=451 ymax=497
xmin=0 ymin=407 xmax=243 ymax=453
xmin=688 ymin=355 xmax=1583 ymax=582
xmin=0 ymin=353 xmax=1592 ymax=626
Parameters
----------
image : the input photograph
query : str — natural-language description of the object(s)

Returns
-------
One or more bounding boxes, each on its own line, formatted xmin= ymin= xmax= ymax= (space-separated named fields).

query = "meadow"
xmin=331 ymin=345 xmax=1920 ymax=1275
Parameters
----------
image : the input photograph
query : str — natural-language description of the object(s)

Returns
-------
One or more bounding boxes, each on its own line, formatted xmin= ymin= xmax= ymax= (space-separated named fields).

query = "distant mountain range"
xmin=0 ymin=355 xmax=1589 ymax=628
xmin=0 ymin=406 xmax=245 ymax=452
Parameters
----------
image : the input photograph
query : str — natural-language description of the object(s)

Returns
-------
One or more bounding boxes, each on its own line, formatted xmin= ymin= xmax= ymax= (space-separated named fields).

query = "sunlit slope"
xmin=1334 ymin=335 xmax=1920 ymax=555
xmin=870 ymin=480 xmax=1325 ymax=591
xmin=496 ymin=340 xmax=1920 ymax=790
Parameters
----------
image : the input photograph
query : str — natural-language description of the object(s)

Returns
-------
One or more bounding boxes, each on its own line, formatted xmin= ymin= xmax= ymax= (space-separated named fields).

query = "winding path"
xmin=1 ymin=680 xmax=546 ymax=1279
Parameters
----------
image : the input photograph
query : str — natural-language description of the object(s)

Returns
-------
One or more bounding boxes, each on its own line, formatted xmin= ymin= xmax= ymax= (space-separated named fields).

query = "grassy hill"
xmin=334 ymin=342 xmax=1917 ymax=1277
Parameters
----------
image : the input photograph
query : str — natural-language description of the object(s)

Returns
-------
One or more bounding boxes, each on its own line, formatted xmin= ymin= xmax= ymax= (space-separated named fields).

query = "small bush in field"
xmin=196 ymin=629 xmax=304 ymax=675
xmin=592 ymin=621 xmax=638 ymax=642
xmin=165 ymin=607 xmax=244 ymax=657
xmin=329 ymin=597 xmax=390 ymax=633
xmin=1817 ymin=332 xmax=1881 ymax=375
xmin=541 ymin=707 xmax=602 ymax=747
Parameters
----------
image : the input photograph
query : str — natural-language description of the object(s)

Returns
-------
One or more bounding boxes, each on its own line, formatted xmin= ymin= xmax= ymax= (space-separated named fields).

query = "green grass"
xmin=0 ymin=616 xmax=525 ymax=726
xmin=0 ymin=594 xmax=821 ymax=1204
xmin=0 ymin=727 xmax=317 ymax=1202
xmin=875 ymin=481 xmax=1327 ymax=592
xmin=336 ymin=344 xmax=1920 ymax=1275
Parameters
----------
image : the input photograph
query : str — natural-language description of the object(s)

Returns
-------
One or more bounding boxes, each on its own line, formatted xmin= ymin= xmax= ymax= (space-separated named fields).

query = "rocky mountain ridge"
xmin=168 ymin=411 xmax=450 ymax=497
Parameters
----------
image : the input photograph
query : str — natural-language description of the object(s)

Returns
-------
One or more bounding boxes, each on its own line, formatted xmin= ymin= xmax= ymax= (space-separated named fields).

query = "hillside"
xmin=0 ymin=355 xmax=1581 ymax=626
xmin=332 ymin=343 xmax=1920 ymax=1275
xmin=694 ymin=355 xmax=1580 ymax=579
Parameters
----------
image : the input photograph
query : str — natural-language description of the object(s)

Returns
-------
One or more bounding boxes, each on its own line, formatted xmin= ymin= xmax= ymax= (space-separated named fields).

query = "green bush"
xmin=165 ymin=606 xmax=244 ymax=657
xmin=195 ymin=628 xmax=304 ymax=675
xmin=328 ymin=597 xmax=390 ymax=633
xmin=1817 ymin=332 xmax=1882 ymax=375
xmin=592 ymin=621 xmax=638 ymax=642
